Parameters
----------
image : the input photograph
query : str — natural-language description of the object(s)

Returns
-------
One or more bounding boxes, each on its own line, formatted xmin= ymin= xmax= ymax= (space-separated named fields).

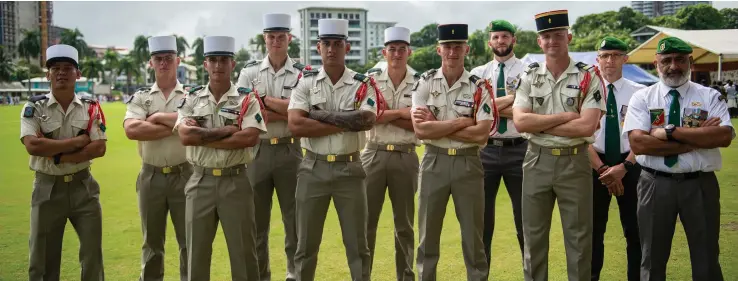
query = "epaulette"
xmin=188 ymin=85 xmax=204 ymax=95
xmin=353 ymin=73 xmax=369 ymax=83
xmin=292 ymin=62 xmax=306 ymax=71
xmin=575 ymin=62 xmax=594 ymax=71
xmin=136 ymin=86 xmax=151 ymax=93
xmin=303 ymin=68 xmax=319 ymax=77
xmin=237 ymin=87 xmax=253 ymax=95
xmin=126 ymin=87 xmax=150 ymax=104
xmin=469 ymin=75 xmax=483 ymax=86
xmin=80 ymin=96 xmax=97 ymax=104
xmin=413 ymin=72 xmax=421 ymax=80
xmin=28 ymin=95 xmax=48 ymax=103
xmin=243 ymin=60 xmax=260 ymax=69
xmin=524 ymin=62 xmax=539 ymax=75
xmin=367 ymin=68 xmax=382 ymax=75
xmin=421 ymin=69 xmax=437 ymax=81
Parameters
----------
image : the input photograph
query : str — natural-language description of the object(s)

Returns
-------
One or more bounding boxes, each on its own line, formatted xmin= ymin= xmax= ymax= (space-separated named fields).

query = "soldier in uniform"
xmin=623 ymin=37 xmax=733 ymax=281
xmin=469 ymin=19 xmax=526 ymax=268
xmin=511 ymin=10 xmax=605 ymax=281
xmin=362 ymin=26 xmax=418 ymax=281
xmin=123 ymin=35 xmax=190 ymax=281
xmin=287 ymin=18 xmax=380 ymax=281
xmin=236 ymin=13 xmax=305 ymax=281
xmin=174 ymin=36 xmax=267 ymax=281
xmin=588 ymin=36 xmax=644 ymax=281
xmin=21 ymin=44 xmax=107 ymax=281
xmin=411 ymin=24 xmax=497 ymax=281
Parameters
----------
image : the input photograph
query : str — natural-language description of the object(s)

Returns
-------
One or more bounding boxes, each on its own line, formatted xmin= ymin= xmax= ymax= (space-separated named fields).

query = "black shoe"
xmin=286 ymin=278 xmax=296 ymax=281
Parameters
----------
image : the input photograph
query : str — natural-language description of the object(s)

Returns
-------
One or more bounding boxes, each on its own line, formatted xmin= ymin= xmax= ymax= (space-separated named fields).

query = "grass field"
xmin=0 ymin=102 xmax=736 ymax=281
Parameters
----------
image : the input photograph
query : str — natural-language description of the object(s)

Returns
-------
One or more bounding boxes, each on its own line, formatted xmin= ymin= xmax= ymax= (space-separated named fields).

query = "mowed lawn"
xmin=0 ymin=102 xmax=736 ymax=281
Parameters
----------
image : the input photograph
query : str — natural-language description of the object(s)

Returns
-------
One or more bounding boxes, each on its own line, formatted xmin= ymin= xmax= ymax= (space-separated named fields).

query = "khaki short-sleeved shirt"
xmin=513 ymin=59 xmax=605 ymax=147
xmin=236 ymin=56 xmax=301 ymax=139
xmin=411 ymin=69 xmax=495 ymax=149
xmin=174 ymin=84 xmax=267 ymax=168
xmin=20 ymin=93 xmax=107 ymax=175
xmin=124 ymin=82 xmax=187 ymax=166
xmin=288 ymin=67 xmax=378 ymax=155
xmin=365 ymin=66 xmax=419 ymax=146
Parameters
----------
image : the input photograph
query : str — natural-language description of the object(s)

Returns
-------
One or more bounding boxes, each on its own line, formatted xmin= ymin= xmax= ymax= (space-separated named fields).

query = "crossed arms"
xmin=287 ymin=109 xmax=376 ymax=138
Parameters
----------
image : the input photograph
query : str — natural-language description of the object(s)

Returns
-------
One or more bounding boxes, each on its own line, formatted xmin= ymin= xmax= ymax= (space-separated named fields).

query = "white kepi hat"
xmin=46 ymin=44 xmax=79 ymax=68
xmin=204 ymin=36 xmax=235 ymax=57
xmin=148 ymin=35 xmax=177 ymax=55
xmin=318 ymin=19 xmax=348 ymax=39
xmin=263 ymin=13 xmax=291 ymax=32
xmin=384 ymin=26 xmax=411 ymax=45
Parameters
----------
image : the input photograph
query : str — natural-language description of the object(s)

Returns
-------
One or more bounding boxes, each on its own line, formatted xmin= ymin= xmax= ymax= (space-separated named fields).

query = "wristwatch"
xmin=623 ymin=160 xmax=636 ymax=169
xmin=664 ymin=124 xmax=678 ymax=142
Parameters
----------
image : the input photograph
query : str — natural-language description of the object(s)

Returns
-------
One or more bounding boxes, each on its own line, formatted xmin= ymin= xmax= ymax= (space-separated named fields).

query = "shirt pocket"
xmin=452 ymin=98 xmax=475 ymax=118
xmin=426 ymin=95 xmax=448 ymax=120
xmin=529 ymin=85 xmax=553 ymax=114
xmin=218 ymin=106 xmax=241 ymax=127
xmin=40 ymin=120 xmax=62 ymax=138
xmin=399 ymin=93 xmax=413 ymax=108
xmin=560 ymin=88 xmax=580 ymax=113
xmin=309 ymin=91 xmax=328 ymax=110
xmin=71 ymin=119 xmax=89 ymax=136
xmin=192 ymin=105 xmax=215 ymax=128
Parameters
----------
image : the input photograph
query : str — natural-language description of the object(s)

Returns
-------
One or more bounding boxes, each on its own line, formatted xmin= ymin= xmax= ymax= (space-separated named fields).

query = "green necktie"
xmin=496 ymin=63 xmax=507 ymax=134
xmin=665 ymin=89 xmax=680 ymax=167
xmin=604 ymin=84 xmax=620 ymax=166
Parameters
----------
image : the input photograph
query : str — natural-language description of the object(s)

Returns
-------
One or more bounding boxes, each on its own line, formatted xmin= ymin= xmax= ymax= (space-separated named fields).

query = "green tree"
xmin=117 ymin=55 xmax=140 ymax=94
xmin=233 ymin=48 xmax=251 ymax=81
xmin=173 ymin=34 xmax=189 ymax=57
xmin=652 ymin=15 xmax=682 ymax=28
xmin=103 ymin=49 xmax=120 ymax=84
xmin=467 ymin=29 xmax=491 ymax=69
xmin=720 ymin=8 xmax=738 ymax=29
xmin=132 ymin=35 xmax=150 ymax=83
xmin=0 ymin=47 xmax=16 ymax=82
xmin=675 ymin=3 xmax=724 ymax=30
xmin=288 ymin=34 xmax=301 ymax=58
xmin=18 ymin=29 xmax=41 ymax=62
xmin=80 ymin=57 xmax=104 ymax=82
xmin=408 ymin=45 xmax=441 ymax=73
xmin=410 ymin=23 xmax=439 ymax=47
xmin=13 ymin=66 xmax=32 ymax=93
xmin=250 ymin=34 xmax=266 ymax=56
xmin=16 ymin=59 xmax=44 ymax=77
xmin=60 ymin=28 xmax=91 ymax=59
xmin=512 ymin=30 xmax=540 ymax=58
xmin=191 ymin=37 xmax=206 ymax=84
xmin=569 ymin=7 xmax=651 ymax=52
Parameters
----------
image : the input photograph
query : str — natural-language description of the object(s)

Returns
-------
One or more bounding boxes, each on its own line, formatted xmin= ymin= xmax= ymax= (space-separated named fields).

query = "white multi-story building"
xmin=367 ymin=21 xmax=396 ymax=49
xmin=631 ymin=1 xmax=711 ymax=18
xmin=298 ymin=7 xmax=368 ymax=67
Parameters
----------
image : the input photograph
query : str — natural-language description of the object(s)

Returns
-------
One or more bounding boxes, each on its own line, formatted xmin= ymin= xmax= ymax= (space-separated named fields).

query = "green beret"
xmin=599 ymin=36 xmax=628 ymax=52
xmin=487 ymin=20 xmax=516 ymax=34
xmin=656 ymin=37 xmax=693 ymax=54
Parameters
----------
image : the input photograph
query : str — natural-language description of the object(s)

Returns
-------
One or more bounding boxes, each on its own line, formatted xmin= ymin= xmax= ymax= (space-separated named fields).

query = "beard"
xmin=658 ymin=66 xmax=691 ymax=88
xmin=492 ymin=43 xmax=514 ymax=57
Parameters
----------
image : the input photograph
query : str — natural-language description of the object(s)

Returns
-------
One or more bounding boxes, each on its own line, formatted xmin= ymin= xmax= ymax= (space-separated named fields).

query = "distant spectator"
xmin=726 ymin=80 xmax=737 ymax=118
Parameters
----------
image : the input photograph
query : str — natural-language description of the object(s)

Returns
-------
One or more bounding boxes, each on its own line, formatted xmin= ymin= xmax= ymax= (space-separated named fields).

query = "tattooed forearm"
xmin=308 ymin=110 xmax=376 ymax=132
xmin=182 ymin=117 xmax=237 ymax=144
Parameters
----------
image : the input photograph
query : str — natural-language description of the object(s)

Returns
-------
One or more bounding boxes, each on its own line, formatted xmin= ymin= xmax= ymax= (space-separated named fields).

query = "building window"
xmin=338 ymin=14 xmax=342 ymax=19
xmin=310 ymin=13 xmax=314 ymax=18
xmin=344 ymin=13 xmax=348 ymax=19
xmin=370 ymin=31 xmax=373 ymax=35
xmin=356 ymin=14 xmax=360 ymax=19
xmin=349 ymin=14 xmax=354 ymax=19
xmin=322 ymin=13 xmax=326 ymax=18
xmin=328 ymin=13 xmax=332 ymax=18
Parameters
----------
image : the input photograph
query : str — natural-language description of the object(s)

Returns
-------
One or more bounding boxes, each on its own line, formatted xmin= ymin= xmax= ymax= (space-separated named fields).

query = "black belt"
xmin=487 ymin=137 xmax=526 ymax=147
xmin=425 ymin=145 xmax=479 ymax=156
xmin=641 ymin=166 xmax=701 ymax=180
xmin=193 ymin=165 xmax=245 ymax=177
xmin=365 ymin=142 xmax=415 ymax=153
xmin=260 ymin=137 xmax=296 ymax=145
xmin=305 ymin=150 xmax=360 ymax=162
xmin=143 ymin=163 xmax=189 ymax=174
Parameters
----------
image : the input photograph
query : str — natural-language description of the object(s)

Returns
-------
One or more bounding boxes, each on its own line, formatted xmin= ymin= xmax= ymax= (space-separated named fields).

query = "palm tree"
xmin=191 ymin=37 xmax=205 ymax=84
xmin=80 ymin=57 xmax=104 ymax=83
xmin=249 ymin=34 xmax=266 ymax=56
xmin=133 ymin=35 xmax=150 ymax=83
xmin=13 ymin=66 xmax=31 ymax=93
xmin=288 ymin=34 xmax=300 ymax=58
xmin=117 ymin=56 xmax=140 ymax=95
xmin=0 ymin=47 xmax=15 ymax=82
xmin=173 ymin=34 xmax=189 ymax=58
xmin=18 ymin=29 xmax=41 ymax=63
xmin=60 ymin=28 xmax=90 ymax=59
xmin=102 ymin=49 xmax=119 ymax=84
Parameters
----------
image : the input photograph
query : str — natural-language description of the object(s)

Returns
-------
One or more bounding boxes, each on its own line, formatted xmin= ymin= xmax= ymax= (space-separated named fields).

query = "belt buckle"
xmin=326 ymin=155 xmax=337 ymax=162
xmin=493 ymin=140 xmax=504 ymax=146
xmin=673 ymin=173 xmax=685 ymax=180
xmin=270 ymin=138 xmax=279 ymax=145
xmin=63 ymin=175 xmax=73 ymax=183
xmin=162 ymin=166 xmax=172 ymax=174
xmin=349 ymin=155 xmax=353 ymax=161
xmin=572 ymin=148 xmax=578 ymax=155
xmin=386 ymin=144 xmax=395 ymax=151
xmin=212 ymin=169 xmax=222 ymax=176
xmin=448 ymin=148 xmax=457 ymax=156
xmin=289 ymin=138 xmax=294 ymax=144
xmin=551 ymin=149 xmax=561 ymax=156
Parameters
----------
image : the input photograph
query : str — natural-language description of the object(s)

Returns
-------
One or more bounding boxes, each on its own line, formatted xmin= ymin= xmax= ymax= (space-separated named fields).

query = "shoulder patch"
xmin=244 ymin=60 xmax=260 ymax=68
xmin=528 ymin=62 xmax=539 ymax=69
xmin=353 ymin=73 xmax=369 ymax=83
xmin=303 ymin=68 xmax=319 ymax=77
xmin=22 ymin=106 xmax=35 ymax=118
xmin=367 ymin=68 xmax=382 ymax=75
xmin=80 ymin=96 xmax=97 ymax=104
xmin=29 ymin=95 xmax=48 ymax=103
xmin=469 ymin=75 xmax=482 ymax=86
xmin=421 ymin=69 xmax=437 ymax=81
xmin=292 ymin=62 xmax=306 ymax=71
xmin=575 ymin=62 xmax=594 ymax=71
xmin=189 ymin=85 xmax=204 ymax=95
xmin=413 ymin=72 xmax=421 ymax=80
xmin=718 ymin=95 xmax=727 ymax=103
xmin=136 ymin=86 xmax=151 ymax=93
xmin=237 ymin=87 xmax=253 ymax=95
